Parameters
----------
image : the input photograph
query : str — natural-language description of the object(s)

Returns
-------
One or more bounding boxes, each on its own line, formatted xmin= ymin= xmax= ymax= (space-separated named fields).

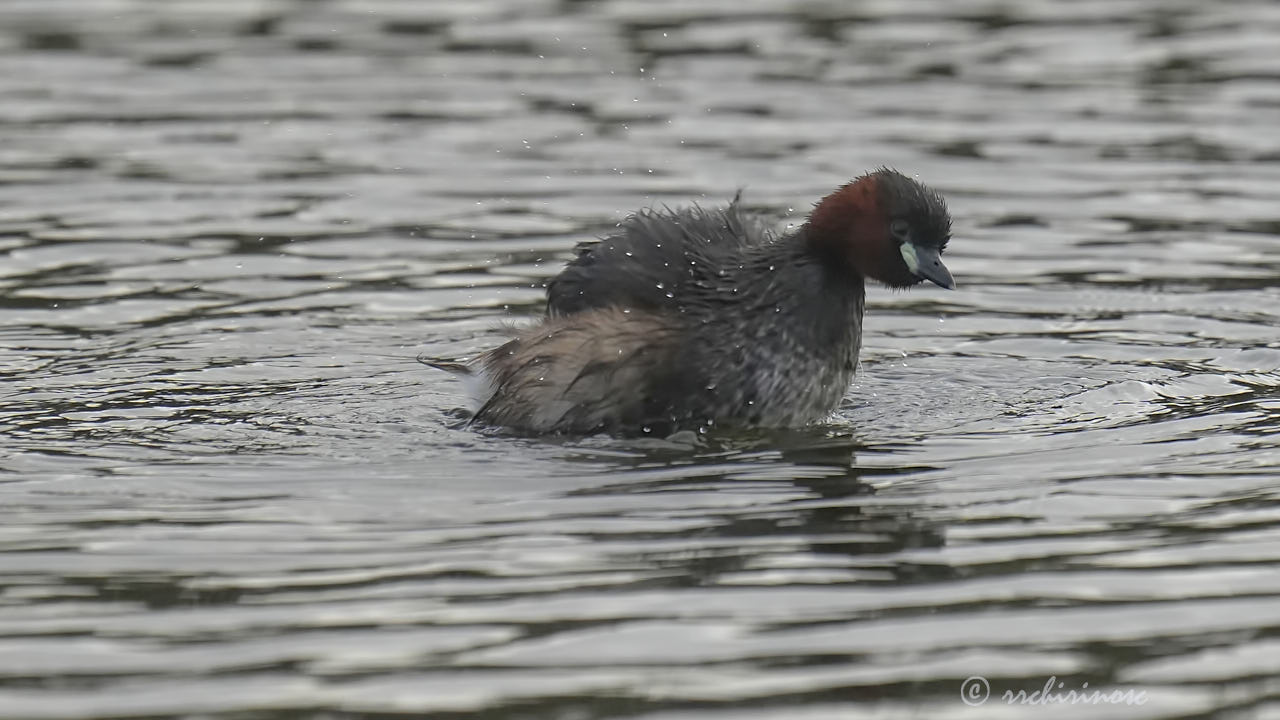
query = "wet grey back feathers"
xmin=547 ymin=200 xmax=775 ymax=317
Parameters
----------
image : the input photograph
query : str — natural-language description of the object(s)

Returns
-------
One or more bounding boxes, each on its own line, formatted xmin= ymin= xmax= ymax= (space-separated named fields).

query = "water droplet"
xmin=655 ymin=283 xmax=665 ymax=289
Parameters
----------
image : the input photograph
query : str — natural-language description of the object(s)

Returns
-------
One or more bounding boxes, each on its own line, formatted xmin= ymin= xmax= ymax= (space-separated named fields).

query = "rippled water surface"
xmin=2 ymin=1 xmax=1280 ymax=718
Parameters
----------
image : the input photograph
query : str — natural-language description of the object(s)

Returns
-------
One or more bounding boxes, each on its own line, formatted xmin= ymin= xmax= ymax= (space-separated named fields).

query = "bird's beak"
xmin=900 ymin=242 xmax=955 ymax=290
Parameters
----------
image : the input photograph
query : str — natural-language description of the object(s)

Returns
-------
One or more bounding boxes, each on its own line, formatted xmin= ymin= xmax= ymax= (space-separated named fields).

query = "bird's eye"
xmin=889 ymin=219 xmax=910 ymax=241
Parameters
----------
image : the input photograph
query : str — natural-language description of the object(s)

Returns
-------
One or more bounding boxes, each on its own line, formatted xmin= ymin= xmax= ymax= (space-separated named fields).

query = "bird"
xmin=428 ymin=167 xmax=954 ymax=435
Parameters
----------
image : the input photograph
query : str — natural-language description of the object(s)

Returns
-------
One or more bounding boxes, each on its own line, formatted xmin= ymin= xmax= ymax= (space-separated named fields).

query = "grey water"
xmin=1 ymin=1 xmax=1279 ymax=718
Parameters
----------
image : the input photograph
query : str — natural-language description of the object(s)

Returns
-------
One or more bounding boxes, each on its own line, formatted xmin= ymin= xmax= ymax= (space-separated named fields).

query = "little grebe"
xmin=430 ymin=167 xmax=953 ymax=435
